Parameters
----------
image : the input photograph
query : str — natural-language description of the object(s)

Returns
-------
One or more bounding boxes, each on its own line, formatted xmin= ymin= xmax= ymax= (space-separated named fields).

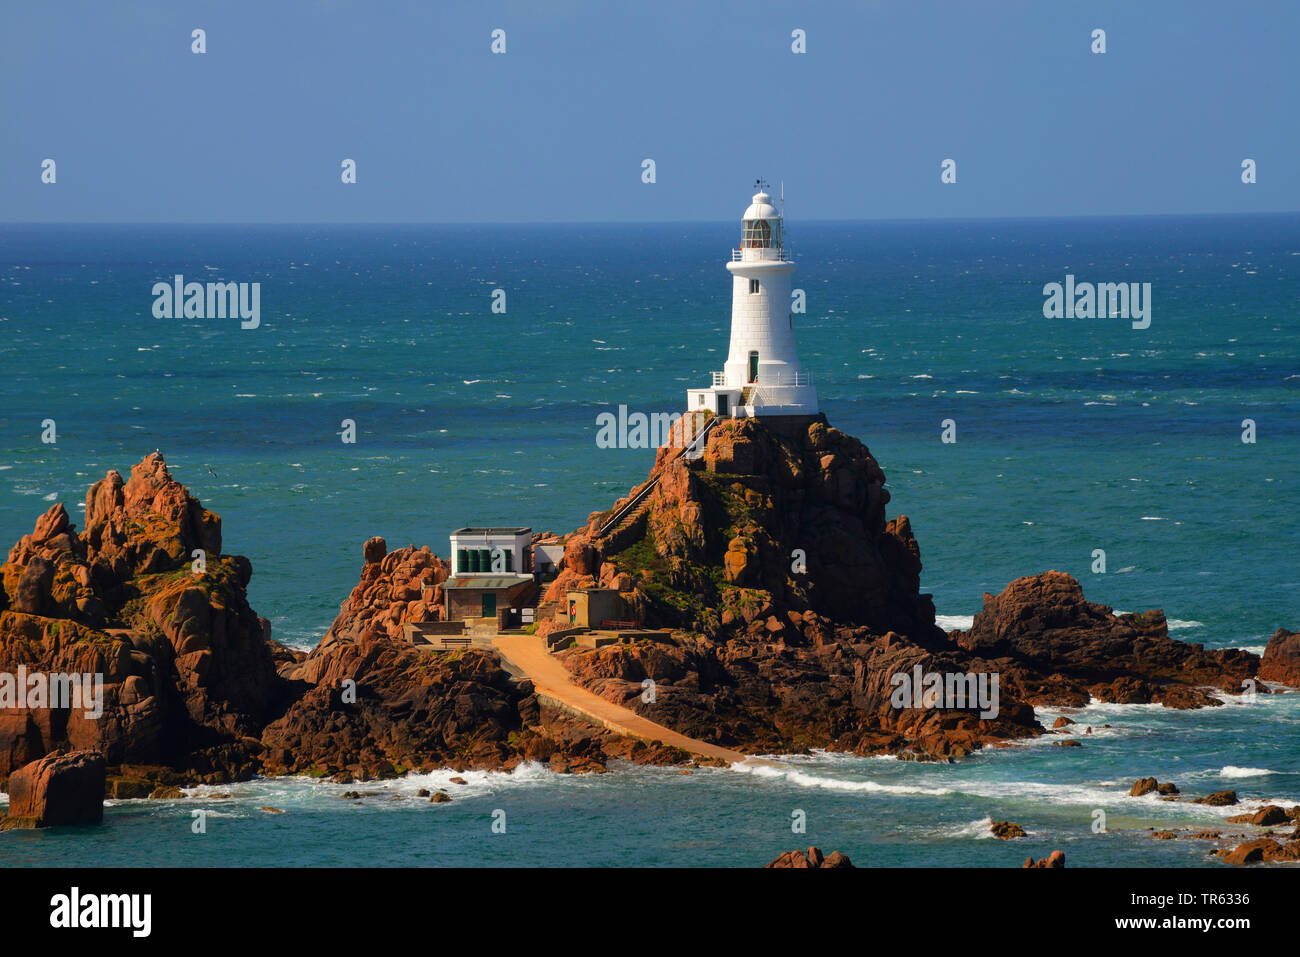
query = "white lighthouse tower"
xmin=686 ymin=181 xmax=818 ymax=419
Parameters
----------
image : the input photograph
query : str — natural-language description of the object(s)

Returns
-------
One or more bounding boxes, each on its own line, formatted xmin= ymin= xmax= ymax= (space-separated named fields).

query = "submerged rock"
xmin=1194 ymin=790 xmax=1239 ymax=807
xmin=1216 ymin=837 xmax=1300 ymax=866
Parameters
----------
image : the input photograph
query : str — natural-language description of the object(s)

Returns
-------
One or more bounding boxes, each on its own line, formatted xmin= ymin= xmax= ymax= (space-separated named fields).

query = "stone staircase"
xmin=594 ymin=413 xmax=720 ymax=541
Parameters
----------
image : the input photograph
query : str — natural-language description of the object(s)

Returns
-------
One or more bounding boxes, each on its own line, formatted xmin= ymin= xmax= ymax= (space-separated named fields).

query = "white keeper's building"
xmin=687 ymin=183 xmax=819 ymax=418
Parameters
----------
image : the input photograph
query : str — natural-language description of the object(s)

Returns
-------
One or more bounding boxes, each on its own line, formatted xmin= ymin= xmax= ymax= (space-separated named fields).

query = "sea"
xmin=0 ymin=215 xmax=1297 ymax=867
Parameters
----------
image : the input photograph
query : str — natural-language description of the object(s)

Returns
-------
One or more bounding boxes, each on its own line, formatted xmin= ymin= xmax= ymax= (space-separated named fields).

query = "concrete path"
xmin=491 ymin=634 xmax=777 ymax=768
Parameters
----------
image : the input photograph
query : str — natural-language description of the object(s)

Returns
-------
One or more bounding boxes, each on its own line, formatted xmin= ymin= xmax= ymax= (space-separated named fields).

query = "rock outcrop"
xmin=0 ymin=416 xmax=1272 ymax=795
xmin=1194 ymin=790 xmax=1239 ymax=807
xmin=0 ymin=455 xmax=291 ymax=787
xmin=1023 ymin=850 xmax=1065 ymax=868
xmin=540 ymin=416 xmax=1258 ymax=760
xmin=262 ymin=538 xmax=687 ymax=779
xmin=1130 ymin=777 xmax=1179 ymax=797
xmin=1260 ymin=628 xmax=1300 ymax=687
xmin=310 ymin=538 xmax=450 ymax=646
xmin=1217 ymin=836 xmax=1300 ymax=866
xmin=764 ymin=846 xmax=855 ymax=868
xmin=954 ymin=572 xmax=1258 ymax=709
xmin=1 ymin=749 xmax=105 ymax=828
xmin=991 ymin=820 xmax=1026 ymax=839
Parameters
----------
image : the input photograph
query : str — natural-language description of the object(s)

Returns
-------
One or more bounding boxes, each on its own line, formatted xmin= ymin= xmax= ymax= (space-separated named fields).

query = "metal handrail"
xmin=747 ymin=371 xmax=814 ymax=386
xmin=731 ymin=246 xmax=787 ymax=262
xmin=595 ymin=414 xmax=719 ymax=538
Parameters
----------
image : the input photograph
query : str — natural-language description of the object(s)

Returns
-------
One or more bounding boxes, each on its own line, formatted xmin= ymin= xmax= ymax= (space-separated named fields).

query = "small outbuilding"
xmin=564 ymin=588 xmax=632 ymax=629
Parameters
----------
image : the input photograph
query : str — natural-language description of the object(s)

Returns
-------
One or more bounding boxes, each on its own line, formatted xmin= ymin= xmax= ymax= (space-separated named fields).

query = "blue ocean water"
xmin=1 ymin=217 xmax=1297 ymax=866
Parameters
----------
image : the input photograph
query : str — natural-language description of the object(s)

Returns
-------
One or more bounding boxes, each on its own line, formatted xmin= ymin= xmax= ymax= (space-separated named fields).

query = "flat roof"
xmin=444 ymin=575 xmax=534 ymax=590
xmin=451 ymin=527 xmax=532 ymax=536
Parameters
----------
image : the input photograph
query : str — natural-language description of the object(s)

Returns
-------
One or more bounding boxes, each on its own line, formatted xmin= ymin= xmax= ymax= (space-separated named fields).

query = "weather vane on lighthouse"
xmin=684 ymin=182 xmax=818 ymax=420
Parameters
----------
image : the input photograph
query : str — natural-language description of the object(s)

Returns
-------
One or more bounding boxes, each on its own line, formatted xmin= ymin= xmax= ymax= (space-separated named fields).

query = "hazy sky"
xmin=2 ymin=0 xmax=1295 ymax=223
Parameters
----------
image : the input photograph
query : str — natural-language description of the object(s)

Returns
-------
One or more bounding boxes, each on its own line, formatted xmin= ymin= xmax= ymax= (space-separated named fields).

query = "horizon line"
xmin=3 ymin=209 xmax=1298 ymax=228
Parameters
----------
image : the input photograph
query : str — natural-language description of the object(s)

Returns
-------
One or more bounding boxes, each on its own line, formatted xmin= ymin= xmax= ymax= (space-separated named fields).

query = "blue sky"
xmin=1 ymin=0 xmax=1295 ymax=223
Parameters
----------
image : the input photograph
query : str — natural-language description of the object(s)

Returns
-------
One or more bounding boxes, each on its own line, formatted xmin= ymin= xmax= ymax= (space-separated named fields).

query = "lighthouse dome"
xmin=743 ymin=191 xmax=779 ymax=220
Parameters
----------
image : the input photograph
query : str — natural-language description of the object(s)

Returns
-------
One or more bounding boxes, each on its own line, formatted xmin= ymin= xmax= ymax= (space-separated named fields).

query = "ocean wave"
xmin=933 ymin=816 xmax=997 ymax=840
xmin=952 ymin=778 xmax=1143 ymax=808
xmin=1218 ymin=766 xmax=1277 ymax=779
xmin=732 ymin=762 xmax=954 ymax=797
xmin=1166 ymin=619 xmax=1204 ymax=631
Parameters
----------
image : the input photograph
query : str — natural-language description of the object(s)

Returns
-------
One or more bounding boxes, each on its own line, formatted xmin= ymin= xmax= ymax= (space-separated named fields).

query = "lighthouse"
xmin=686 ymin=182 xmax=818 ymax=419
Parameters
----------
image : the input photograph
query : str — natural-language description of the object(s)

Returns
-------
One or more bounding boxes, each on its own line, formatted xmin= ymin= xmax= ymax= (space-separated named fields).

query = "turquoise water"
xmin=1 ymin=217 xmax=1297 ymax=865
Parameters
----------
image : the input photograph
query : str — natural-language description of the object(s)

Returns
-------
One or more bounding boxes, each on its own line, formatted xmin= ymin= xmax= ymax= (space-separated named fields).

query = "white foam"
xmin=732 ymin=762 xmax=954 ymax=797
xmin=936 ymin=614 xmax=974 ymax=631
xmin=1167 ymin=619 xmax=1204 ymax=631
xmin=1218 ymin=766 xmax=1276 ymax=779
xmin=935 ymin=816 xmax=997 ymax=839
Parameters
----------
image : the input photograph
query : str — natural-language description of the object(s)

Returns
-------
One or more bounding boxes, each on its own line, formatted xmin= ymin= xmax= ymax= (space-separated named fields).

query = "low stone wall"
xmin=403 ymin=621 xmax=466 ymax=644
xmin=544 ymin=627 xmax=587 ymax=650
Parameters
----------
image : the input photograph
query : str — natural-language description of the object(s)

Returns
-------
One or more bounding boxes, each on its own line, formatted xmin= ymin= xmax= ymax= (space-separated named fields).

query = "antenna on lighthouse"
xmin=781 ymin=180 xmax=787 ymax=257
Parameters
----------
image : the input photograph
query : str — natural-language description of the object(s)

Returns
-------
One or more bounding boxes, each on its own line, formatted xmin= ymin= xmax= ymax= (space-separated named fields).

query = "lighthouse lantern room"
xmin=686 ymin=181 xmax=818 ymax=419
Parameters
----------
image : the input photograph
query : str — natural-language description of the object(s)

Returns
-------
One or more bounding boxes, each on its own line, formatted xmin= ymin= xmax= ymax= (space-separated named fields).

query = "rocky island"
xmin=0 ymin=415 xmax=1293 ymax=833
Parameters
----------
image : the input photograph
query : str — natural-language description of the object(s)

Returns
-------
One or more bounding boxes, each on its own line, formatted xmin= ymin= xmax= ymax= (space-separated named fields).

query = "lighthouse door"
xmin=748 ymin=352 xmax=759 ymax=383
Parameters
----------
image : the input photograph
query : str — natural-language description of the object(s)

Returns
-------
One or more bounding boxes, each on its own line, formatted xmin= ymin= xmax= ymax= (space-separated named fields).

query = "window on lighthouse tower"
xmin=742 ymin=219 xmax=771 ymax=248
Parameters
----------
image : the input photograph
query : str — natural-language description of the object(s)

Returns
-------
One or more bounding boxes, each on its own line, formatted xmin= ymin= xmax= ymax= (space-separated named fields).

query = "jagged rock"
xmin=363 ymin=536 xmax=387 ymax=565
xmin=1216 ymin=837 xmax=1300 ymax=865
xmin=1130 ymin=777 xmax=1159 ymax=796
xmin=537 ymin=420 xmax=1258 ymax=762
xmin=955 ymin=572 xmax=1258 ymax=709
xmin=991 ymin=820 xmax=1026 ymax=839
xmin=1194 ymin=790 xmax=1239 ymax=807
xmin=764 ymin=846 xmax=854 ymax=868
xmin=0 ymin=455 xmax=292 ymax=783
xmin=1260 ymin=628 xmax=1300 ymax=686
xmin=1023 ymin=850 xmax=1065 ymax=868
xmin=261 ymin=543 xmax=635 ymax=778
xmin=1250 ymin=805 xmax=1289 ymax=826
